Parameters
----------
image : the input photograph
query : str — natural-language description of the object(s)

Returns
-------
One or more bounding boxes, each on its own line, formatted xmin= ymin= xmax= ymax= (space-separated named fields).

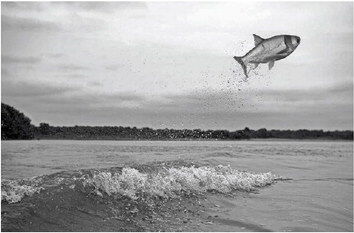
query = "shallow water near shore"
xmin=1 ymin=140 xmax=353 ymax=231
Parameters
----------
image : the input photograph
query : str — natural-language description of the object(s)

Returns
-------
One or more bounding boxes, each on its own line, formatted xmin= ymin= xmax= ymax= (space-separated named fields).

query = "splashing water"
xmin=1 ymin=180 xmax=43 ymax=203
xmin=1 ymin=164 xmax=279 ymax=204
xmin=84 ymin=165 xmax=278 ymax=200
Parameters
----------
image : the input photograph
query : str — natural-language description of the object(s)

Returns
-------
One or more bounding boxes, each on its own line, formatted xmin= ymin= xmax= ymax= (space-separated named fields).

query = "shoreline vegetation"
xmin=2 ymin=103 xmax=353 ymax=141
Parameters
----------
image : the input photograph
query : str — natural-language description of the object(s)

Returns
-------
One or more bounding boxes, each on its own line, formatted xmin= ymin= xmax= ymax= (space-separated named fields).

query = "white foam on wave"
xmin=84 ymin=165 xmax=278 ymax=200
xmin=1 ymin=180 xmax=43 ymax=203
xmin=2 ymin=165 xmax=279 ymax=203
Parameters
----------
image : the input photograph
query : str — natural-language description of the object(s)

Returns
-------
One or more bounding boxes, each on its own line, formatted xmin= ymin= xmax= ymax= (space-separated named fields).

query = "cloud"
xmin=45 ymin=53 xmax=64 ymax=59
xmin=105 ymin=64 xmax=125 ymax=71
xmin=2 ymin=55 xmax=41 ymax=64
xmin=126 ymin=82 xmax=352 ymax=129
xmin=40 ymin=92 xmax=144 ymax=106
xmin=1 ymin=2 xmax=352 ymax=130
xmin=1 ymin=80 xmax=78 ymax=98
xmin=327 ymin=81 xmax=353 ymax=94
xmin=259 ymin=82 xmax=353 ymax=105
xmin=3 ymin=87 xmax=145 ymax=111
xmin=57 ymin=64 xmax=89 ymax=71
xmin=55 ymin=74 xmax=88 ymax=79
xmin=55 ymin=2 xmax=147 ymax=13
xmin=1 ymin=14 xmax=61 ymax=32
xmin=1 ymin=2 xmax=147 ymax=14
xmin=5 ymin=83 xmax=351 ymax=130
xmin=1 ymin=2 xmax=44 ymax=12
xmin=1 ymin=68 xmax=10 ymax=76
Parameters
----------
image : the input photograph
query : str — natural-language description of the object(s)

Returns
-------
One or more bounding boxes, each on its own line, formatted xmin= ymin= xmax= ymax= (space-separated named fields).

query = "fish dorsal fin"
xmin=253 ymin=34 xmax=264 ymax=46
xmin=268 ymin=60 xmax=275 ymax=70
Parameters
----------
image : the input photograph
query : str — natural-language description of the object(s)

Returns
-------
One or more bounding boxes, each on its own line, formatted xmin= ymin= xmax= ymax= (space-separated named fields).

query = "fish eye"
xmin=296 ymin=37 xmax=301 ymax=44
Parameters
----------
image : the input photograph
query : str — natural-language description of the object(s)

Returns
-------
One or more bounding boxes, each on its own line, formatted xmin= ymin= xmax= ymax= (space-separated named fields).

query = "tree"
xmin=39 ymin=123 xmax=51 ymax=135
xmin=1 ymin=103 xmax=34 ymax=140
xmin=257 ymin=128 xmax=268 ymax=138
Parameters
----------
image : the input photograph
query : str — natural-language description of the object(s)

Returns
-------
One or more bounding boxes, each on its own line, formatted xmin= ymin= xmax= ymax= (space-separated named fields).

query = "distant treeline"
xmin=35 ymin=124 xmax=353 ymax=140
xmin=1 ymin=102 xmax=353 ymax=140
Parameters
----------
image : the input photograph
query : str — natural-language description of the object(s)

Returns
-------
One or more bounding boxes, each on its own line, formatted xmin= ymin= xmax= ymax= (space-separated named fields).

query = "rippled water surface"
xmin=1 ymin=140 xmax=353 ymax=231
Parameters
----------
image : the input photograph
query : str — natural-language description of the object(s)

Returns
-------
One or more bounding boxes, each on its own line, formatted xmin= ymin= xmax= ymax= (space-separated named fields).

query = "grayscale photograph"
xmin=1 ymin=1 xmax=353 ymax=232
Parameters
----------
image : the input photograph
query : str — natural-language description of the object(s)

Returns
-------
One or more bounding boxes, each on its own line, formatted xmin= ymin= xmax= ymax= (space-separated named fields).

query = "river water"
xmin=1 ymin=140 xmax=353 ymax=231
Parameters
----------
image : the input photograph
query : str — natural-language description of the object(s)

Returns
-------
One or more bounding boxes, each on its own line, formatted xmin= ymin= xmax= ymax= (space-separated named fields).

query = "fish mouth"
xmin=296 ymin=36 xmax=301 ymax=44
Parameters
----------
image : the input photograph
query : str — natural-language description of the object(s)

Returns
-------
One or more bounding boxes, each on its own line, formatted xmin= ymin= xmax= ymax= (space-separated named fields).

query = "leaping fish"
xmin=234 ymin=34 xmax=301 ymax=78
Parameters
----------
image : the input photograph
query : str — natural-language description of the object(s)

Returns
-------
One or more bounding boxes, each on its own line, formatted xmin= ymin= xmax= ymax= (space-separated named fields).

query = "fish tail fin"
xmin=233 ymin=56 xmax=248 ymax=79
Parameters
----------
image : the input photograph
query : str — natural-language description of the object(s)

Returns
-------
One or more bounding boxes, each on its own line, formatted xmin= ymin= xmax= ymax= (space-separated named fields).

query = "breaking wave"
xmin=84 ymin=165 xmax=277 ymax=200
xmin=1 ymin=162 xmax=283 ymax=231
xmin=1 ymin=180 xmax=43 ymax=203
xmin=2 ymin=164 xmax=278 ymax=204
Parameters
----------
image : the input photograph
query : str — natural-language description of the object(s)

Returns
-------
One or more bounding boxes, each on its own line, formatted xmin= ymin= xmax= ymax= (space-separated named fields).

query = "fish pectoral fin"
xmin=250 ymin=63 xmax=259 ymax=70
xmin=277 ymin=49 xmax=288 ymax=55
xmin=253 ymin=34 xmax=264 ymax=46
xmin=268 ymin=61 xmax=275 ymax=70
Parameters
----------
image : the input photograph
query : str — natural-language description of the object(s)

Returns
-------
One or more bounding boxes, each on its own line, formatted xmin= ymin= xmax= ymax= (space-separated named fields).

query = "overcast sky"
xmin=1 ymin=1 xmax=353 ymax=130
